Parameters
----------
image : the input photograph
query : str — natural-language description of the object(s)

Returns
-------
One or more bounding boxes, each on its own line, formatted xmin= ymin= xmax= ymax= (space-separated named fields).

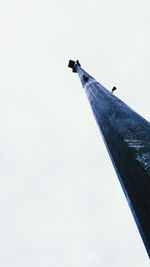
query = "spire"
xmin=68 ymin=60 xmax=150 ymax=257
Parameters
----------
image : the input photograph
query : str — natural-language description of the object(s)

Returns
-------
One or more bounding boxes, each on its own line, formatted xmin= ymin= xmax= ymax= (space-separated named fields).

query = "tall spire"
xmin=68 ymin=60 xmax=150 ymax=257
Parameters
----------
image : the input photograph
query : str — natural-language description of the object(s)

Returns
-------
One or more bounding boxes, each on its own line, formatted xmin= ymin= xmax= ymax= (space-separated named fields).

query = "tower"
xmin=68 ymin=60 xmax=150 ymax=257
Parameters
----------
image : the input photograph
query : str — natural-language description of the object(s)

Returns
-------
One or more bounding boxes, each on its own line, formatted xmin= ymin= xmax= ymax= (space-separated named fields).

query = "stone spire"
xmin=68 ymin=60 xmax=150 ymax=257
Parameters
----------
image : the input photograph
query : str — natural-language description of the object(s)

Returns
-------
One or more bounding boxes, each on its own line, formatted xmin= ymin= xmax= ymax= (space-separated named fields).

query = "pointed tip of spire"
xmin=68 ymin=60 xmax=81 ymax=72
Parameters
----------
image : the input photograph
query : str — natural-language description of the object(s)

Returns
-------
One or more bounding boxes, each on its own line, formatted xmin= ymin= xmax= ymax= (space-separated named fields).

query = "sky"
xmin=0 ymin=0 xmax=149 ymax=266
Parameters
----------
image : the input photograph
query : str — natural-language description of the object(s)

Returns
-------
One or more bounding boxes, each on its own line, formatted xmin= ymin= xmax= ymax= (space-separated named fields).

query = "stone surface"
xmin=75 ymin=64 xmax=150 ymax=257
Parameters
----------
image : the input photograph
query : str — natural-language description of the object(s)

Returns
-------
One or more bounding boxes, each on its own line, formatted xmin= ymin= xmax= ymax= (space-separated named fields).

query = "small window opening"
xmin=83 ymin=75 xmax=89 ymax=83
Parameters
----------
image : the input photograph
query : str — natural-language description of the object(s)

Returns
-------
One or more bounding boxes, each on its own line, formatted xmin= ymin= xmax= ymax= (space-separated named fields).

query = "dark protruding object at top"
xmin=68 ymin=60 xmax=81 ymax=73
xmin=112 ymin=86 xmax=117 ymax=93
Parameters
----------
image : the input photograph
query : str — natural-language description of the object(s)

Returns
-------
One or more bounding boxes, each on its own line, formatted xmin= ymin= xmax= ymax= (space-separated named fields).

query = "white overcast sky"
xmin=0 ymin=0 xmax=149 ymax=266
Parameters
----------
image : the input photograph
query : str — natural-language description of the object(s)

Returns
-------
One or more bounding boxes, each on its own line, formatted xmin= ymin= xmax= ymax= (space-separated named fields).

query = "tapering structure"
xmin=68 ymin=60 xmax=150 ymax=257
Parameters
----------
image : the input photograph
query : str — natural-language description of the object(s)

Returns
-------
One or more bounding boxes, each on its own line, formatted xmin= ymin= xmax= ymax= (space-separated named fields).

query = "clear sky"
xmin=0 ymin=0 xmax=149 ymax=266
